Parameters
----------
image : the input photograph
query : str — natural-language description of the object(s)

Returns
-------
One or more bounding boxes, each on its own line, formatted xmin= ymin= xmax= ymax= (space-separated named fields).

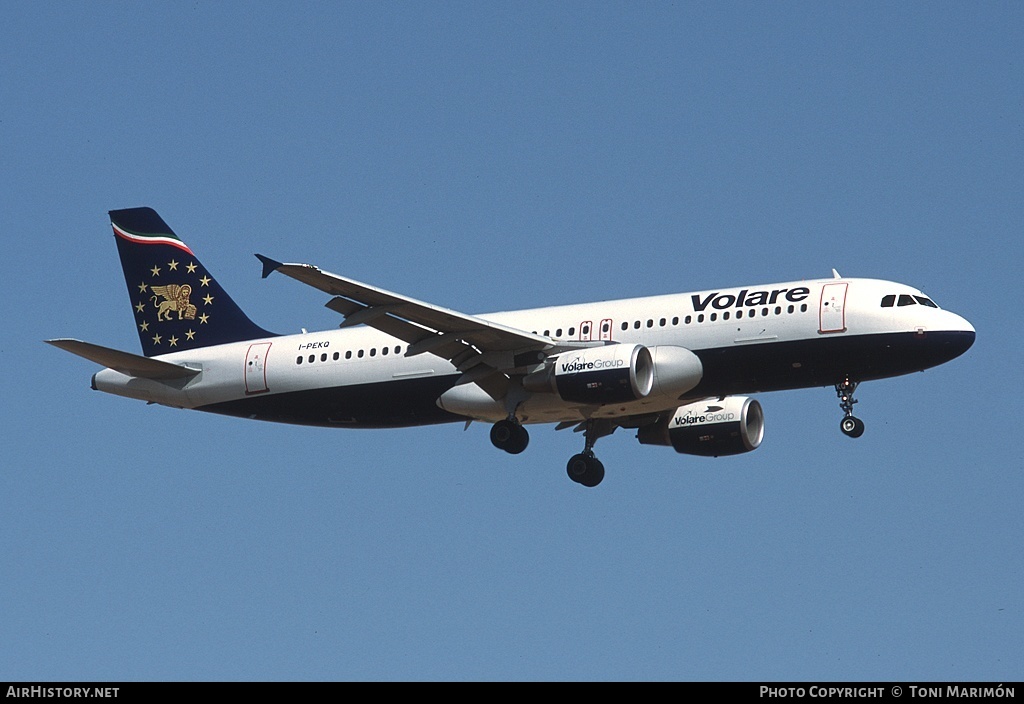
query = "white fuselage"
xmin=92 ymin=276 xmax=975 ymax=428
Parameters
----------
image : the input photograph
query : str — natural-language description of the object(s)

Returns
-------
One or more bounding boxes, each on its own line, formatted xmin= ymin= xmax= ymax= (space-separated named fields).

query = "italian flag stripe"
xmin=112 ymin=223 xmax=194 ymax=255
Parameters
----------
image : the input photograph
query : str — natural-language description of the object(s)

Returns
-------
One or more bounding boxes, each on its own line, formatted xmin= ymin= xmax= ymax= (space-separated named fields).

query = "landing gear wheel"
xmin=840 ymin=416 xmax=865 ymax=438
xmin=490 ymin=419 xmax=529 ymax=454
xmin=835 ymin=377 xmax=865 ymax=439
xmin=566 ymin=452 xmax=605 ymax=487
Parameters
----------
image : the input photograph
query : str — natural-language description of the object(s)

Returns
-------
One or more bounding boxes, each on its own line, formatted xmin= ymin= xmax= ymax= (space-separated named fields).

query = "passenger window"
xmin=723 ymin=312 xmax=730 ymax=320
xmin=634 ymin=321 xmax=641 ymax=329
xmin=898 ymin=294 xmax=916 ymax=306
xmin=346 ymin=350 xmax=352 ymax=359
xmin=685 ymin=315 xmax=692 ymax=324
xmin=296 ymin=356 xmax=303 ymax=365
xmin=697 ymin=314 xmax=705 ymax=323
xmin=333 ymin=352 xmax=340 ymax=361
xmin=568 ymin=327 xmax=575 ymax=336
xmin=672 ymin=316 xmax=679 ymax=325
xmin=321 ymin=353 xmax=327 ymax=362
xmin=881 ymin=295 xmax=896 ymax=308
xmin=358 ymin=350 xmax=364 ymax=358
xmin=659 ymin=318 xmax=666 ymax=327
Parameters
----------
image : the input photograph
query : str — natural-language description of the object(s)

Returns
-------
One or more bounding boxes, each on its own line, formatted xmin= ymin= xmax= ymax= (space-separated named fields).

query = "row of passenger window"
xmin=880 ymin=294 xmax=937 ymax=308
xmin=531 ymin=303 xmax=809 ymax=338
xmin=297 ymin=345 xmax=404 ymax=365
xmin=298 ymin=302 xmax=814 ymax=365
xmin=621 ymin=303 xmax=809 ymax=329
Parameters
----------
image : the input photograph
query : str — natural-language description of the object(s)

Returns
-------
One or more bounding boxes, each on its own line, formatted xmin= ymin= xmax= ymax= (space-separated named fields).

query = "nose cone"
xmin=936 ymin=311 xmax=975 ymax=361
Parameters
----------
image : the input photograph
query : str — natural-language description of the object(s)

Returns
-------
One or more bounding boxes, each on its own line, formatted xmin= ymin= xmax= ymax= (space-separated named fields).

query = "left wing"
xmin=256 ymin=255 xmax=598 ymax=397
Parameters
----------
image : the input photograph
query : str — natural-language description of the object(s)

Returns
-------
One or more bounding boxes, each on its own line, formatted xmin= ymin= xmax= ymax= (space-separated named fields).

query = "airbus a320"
xmin=48 ymin=208 xmax=975 ymax=487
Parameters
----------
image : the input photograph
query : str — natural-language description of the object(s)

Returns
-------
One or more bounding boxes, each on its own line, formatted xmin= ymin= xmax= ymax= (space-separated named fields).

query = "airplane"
xmin=48 ymin=207 xmax=976 ymax=487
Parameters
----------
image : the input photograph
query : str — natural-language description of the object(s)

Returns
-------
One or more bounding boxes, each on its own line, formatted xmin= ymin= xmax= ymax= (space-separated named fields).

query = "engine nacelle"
xmin=524 ymin=344 xmax=653 ymax=404
xmin=648 ymin=345 xmax=703 ymax=398
xmin=637 ymin=396 xmax=764 ymax=457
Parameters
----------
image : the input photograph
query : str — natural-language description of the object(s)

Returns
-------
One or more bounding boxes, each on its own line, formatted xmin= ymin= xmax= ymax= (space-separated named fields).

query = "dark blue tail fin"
xmin=110 ymin=207 xmax=277 ymax=357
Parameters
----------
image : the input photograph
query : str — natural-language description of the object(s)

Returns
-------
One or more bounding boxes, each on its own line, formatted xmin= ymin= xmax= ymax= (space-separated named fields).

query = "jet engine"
xmin=637 ymin=396 xmax=764 ymax=456
xmin=523 ymin=344 xmax=653 ymax=404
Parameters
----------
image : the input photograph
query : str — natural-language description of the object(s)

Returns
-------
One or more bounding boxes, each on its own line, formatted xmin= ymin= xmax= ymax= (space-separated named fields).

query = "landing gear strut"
xmin=490 ymin=418 xmax=529 ymax=454
xmin=835 ymin=377 xmax=865 ymax=438
xmin=566 ymin=419 xmax=615 ymax=487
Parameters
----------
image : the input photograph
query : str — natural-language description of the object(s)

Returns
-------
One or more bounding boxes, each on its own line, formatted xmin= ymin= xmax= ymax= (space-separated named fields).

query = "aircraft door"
xmin=245 ymin=342 xmax=272 ymax=394
xmin=819 ymin=283 xmax=848 ymax=334
xmin=600 ymin=319 xmax=613 ymax=341
xmin=579 ymin=321 xmax=593 ymax=341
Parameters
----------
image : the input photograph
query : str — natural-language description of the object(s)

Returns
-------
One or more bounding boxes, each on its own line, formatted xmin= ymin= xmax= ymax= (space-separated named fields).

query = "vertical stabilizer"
xmin=110 ymin=207 xmax=276 ymax=357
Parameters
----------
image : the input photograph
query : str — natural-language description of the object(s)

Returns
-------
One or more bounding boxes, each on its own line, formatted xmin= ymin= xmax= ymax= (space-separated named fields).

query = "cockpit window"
xmin=882 ymin=293 xmax=939 ymax=309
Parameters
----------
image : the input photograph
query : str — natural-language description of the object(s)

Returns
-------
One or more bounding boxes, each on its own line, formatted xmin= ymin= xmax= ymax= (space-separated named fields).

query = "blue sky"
xmin=2 ymin=2 xmax=1020 ymax=681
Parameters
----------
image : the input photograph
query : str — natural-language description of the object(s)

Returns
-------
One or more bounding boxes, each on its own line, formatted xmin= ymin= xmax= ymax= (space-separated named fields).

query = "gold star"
xmin=186 ymin=262 xmax=197 ymax=273
xmin=168 ymin=259 xmax=179 ymax=271
xmin=169 ymin=336 xmax=179 ymax=347
xmin=203 ymin=294 xmax=214 ymax=305
xmin=150 ymin=265 xmax=161 ymax=277
xmin=199 ymin=313 xmax=209 ymax=324
xmin=185 ymin=329 xmax=196 ymax=341
xmin=137 ymin=282 xmax=148 ymax=293
xmin=135 ymin=301 xmax=146 ymax=313
xmin=199 ymin=275 xmax=211 ymax=287
xmin=140 ymin=321 xmax=149 ymax=332
xmin=152 ymin=333 xmax=162 ymax=345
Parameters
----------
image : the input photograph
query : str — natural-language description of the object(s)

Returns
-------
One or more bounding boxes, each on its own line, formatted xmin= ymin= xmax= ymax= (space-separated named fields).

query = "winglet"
xmin=256 ymin=254 xmax=283 ymax=279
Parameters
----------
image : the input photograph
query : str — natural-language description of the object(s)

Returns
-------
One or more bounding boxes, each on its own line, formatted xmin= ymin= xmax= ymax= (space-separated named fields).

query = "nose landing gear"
xmin=836 ymin=377 xmax=865 ymax=438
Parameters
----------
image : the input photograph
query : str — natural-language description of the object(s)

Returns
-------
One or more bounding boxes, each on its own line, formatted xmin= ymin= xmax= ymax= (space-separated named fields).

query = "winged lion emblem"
xmin=150 ymin=283 xmax=197 ymax=321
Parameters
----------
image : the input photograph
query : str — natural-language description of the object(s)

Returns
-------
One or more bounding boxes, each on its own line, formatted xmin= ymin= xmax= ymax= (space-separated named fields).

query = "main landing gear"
xmin=488 ymin=417 xmax=612 ymax=488
xmin=490 ymin=417 xmax=529 ymax=454
xmin=566 ymin=419 xmax=615 ymax=488
xmin=566 ymin=452 xmax=605 ymax=488
xmin=835 ymin=377 xmax=865 ymax=438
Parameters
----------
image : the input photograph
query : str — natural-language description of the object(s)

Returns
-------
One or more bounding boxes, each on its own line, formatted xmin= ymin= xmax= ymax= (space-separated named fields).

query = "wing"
xmin=256 ymin=255 xmax=599 ymax=398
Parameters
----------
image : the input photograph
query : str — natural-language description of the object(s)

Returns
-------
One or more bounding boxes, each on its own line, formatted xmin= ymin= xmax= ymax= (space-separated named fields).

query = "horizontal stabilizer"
xmin=45 ymin=339 xmax=200 ymax=380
